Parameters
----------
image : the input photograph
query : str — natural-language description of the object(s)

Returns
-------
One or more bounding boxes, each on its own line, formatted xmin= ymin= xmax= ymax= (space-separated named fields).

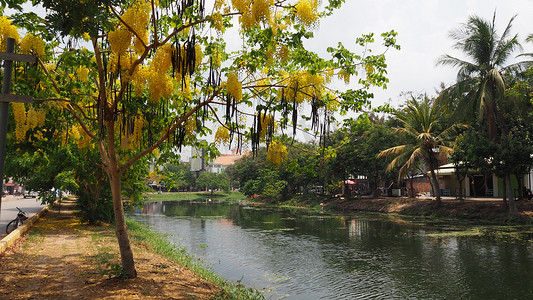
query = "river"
xmin=130 ymin=200 xmax=533 ymax=299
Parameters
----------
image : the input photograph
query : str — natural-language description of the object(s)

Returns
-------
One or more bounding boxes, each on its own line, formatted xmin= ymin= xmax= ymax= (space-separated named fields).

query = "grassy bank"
xmin=126 ymin=218 xmax=265 ymax=299
xmin=144 ymin=191 xmax=246 ymax=203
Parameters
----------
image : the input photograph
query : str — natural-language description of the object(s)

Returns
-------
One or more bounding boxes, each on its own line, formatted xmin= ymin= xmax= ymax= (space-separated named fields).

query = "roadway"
xmin=0 ymin=194 xmax=47 ymax=239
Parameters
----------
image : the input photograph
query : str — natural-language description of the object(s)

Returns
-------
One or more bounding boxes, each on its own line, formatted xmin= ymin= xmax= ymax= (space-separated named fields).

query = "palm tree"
xmin=437 ymin=12 xmax=528 ymax=215
xmin=378 ymin=96 xmax=464 ymax=206
xmin=436 ymin=12 xmax=523 ymax=140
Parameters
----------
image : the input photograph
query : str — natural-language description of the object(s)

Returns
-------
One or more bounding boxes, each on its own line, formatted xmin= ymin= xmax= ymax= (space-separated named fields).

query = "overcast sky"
xmin=304 ymin=0 xmax=533 ymax=108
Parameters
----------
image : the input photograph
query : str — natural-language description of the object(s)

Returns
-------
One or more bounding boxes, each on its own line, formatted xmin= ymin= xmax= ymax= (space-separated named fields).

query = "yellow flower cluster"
xmin=122 ymin=1 xmax=151 ymax=55
xmin=294 ymin=0 xmax=319 ymax=28
xmin=11 ymin=103 xmax=46 ymax=142
xmin=153 ymin=43 xmax=173 ymax=71
xmin=251 ymin=0 xmax=273 ymax=23
xmin=275 ymin=44 xmax=289 ymax=62
xmin=12 ymin=103 xmax=27 ymax=141
xmin=283 ymin=71 xmax=325 ymax=103
xmin=147 ymin=44 xmax=173 ymax=103
xmin=214 ymin=0 xmax=225 ymax=10
xmin=0 ymin=16 xmax=20 ymax=52
xmin=132 ymin=66 xmax=149 ymax=96
xmin=195 ymin=44 xmax=203 ymax=69
xmin=26 ymin=106 xmax=46 ymax=129
xmin=234 ymin=0 xmax=274 ymax=29
xmin=214 ymin=126 xmax=230 ymax=145
xmin=259 ymin=113 xmax=274 ymax=139
xmin=108 ymin=48 xmax=138 ymax=75
xmin=212 ymin=48 xmax=222 ymax=68
xmin=147 ymin=71 xmax=173 ymax=103
xmin=337 ymin=69 xmax=350 ymax=84
xmin=108 ymin=1 xmax=152 ymax=58
xmin=212 ymin=12 xmax=225 ymax=33
xmin=108 ymin=27 xmax=132 ymax=55
xmin=128 ymin=113 xmax=145 ymax=149
xmin=267 ymin=140 xmax=288 ymax=166
xmin=231 ymin=0 xmax=248 ymax=12
xmin=76 ymin=66 xmax=90 ymax=82
xmin=184 ymin=118 xmax=196 ymax=136
xmin=226 ymin=71 xmax=242 ymax=102
xmin=20 ymin=33 xmax=45 ymax=57
xmin=70 ymin=125 xmax=80 ymax=140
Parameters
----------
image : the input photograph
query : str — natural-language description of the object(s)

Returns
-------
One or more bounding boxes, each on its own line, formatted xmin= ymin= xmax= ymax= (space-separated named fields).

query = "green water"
xmin=132 ymin=200 xmax=533 ymax=299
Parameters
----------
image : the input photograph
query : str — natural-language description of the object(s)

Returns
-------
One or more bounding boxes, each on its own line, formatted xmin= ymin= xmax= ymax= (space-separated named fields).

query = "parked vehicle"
xmin=23 ymin=190 xmax=37 ymax=198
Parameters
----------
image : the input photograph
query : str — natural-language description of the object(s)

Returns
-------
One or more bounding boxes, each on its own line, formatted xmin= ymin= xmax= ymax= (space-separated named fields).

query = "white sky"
xmin=304 ymin=0 xmax=533 ymax=108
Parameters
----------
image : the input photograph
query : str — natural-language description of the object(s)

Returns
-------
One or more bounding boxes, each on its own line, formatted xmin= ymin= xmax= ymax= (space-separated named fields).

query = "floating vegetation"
xmin=423 ymin=226 xmax=533 ymax=242
xmin=264 ymin=272 xmax=291 ymax=283
xmin=263 ymin=228 xmax=295 ymax=232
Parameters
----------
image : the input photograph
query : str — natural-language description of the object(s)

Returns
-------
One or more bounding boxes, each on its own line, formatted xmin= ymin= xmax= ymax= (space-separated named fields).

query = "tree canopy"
xmin=2 ymin=0 xmax=399 ymax=277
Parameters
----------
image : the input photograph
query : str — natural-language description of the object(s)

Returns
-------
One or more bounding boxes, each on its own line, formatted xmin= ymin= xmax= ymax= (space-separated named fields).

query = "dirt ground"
xmin=0 ymin=200 xmax=220 ymax=299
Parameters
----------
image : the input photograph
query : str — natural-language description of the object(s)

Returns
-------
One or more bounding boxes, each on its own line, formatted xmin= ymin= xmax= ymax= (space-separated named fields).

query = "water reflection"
xmin=130 ymin=201 xmax=533 ymax=300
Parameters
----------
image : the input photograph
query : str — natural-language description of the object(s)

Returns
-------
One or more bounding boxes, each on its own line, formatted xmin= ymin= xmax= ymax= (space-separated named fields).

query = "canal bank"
xmin=260 ymin=194 xmax=533 ymax=224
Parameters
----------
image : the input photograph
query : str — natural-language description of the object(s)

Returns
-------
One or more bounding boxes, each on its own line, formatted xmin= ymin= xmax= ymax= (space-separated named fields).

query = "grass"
xmin=125 ymin=218 xmax=265 ymax=299
xmin=144 ymin=191 xmax=246 ymax=203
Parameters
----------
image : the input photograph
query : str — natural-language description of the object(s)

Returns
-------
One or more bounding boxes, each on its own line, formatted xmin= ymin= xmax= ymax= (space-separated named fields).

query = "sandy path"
xmin=0 ymin=200 xmax=220 ymax=299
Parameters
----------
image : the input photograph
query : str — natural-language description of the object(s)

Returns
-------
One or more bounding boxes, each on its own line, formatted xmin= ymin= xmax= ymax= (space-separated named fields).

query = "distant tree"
xmin=195 ymin=172 xmax=229 ymax=194
xmin=379 ymin=96 xmax=465 ymax=206
xmin=437 ymin=12 xmax=529 ymax=214
xmin=332 ymin=113 xmax=397 ymax=196
xmin=437 ymin=12 xmax=523 ymax=139
xmin=161 ymin=162 xmax=195 ymax=192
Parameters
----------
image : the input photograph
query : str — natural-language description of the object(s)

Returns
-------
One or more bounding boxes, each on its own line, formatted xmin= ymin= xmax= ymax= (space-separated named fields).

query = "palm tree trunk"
xmin=430 ymin=168 xmax=442 ymax=206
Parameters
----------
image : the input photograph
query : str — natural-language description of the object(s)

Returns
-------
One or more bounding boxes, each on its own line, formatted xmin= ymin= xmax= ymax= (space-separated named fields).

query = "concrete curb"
xmin=0 ymin=205 xmax=49 ymax=255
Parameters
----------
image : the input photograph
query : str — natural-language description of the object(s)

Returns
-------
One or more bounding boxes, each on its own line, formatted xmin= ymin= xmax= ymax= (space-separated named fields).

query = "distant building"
xmin=190 ymin=144 xmax=206 ymax=172
xmin=208 ymin=149 xmax=247 ymax=174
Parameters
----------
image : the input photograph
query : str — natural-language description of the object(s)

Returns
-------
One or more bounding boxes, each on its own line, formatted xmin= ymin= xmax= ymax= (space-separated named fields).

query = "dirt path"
xmin=0 ymin=200 xmax=220 ymax=299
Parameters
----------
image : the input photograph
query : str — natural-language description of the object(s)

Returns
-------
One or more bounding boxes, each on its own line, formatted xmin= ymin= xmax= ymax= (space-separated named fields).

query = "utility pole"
xmin=0 ymin=37 xmax=36 ymax=218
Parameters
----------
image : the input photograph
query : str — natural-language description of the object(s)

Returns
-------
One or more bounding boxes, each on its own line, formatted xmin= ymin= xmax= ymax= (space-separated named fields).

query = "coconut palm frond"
xmin=378 ymin=145 xmax=408 ymax=159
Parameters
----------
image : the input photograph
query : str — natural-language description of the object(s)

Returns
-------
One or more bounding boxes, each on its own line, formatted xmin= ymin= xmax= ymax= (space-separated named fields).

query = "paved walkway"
xmin=0 ymin=195 xmax=47 ymax=239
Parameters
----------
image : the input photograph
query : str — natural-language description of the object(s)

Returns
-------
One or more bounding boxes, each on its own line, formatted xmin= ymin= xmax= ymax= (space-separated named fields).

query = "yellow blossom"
xmin=214 ymin=126 xmax=230 ymax=145
xmin=295 ymin=0 xmax=319 ymax=29
xmin=0 ymin=16 xmax=20 ymax=52
xmin=76 ymin=66 xmax=89 ymax=82
xmin=226 ymin=71 xmax=242 ymax=102
xmin=20 ymin=33 xmax=45 ymax=57
xmin=267 ymin=140 xmax=288 ymax=166
xmin=338 ymin=69 xmax=350 ymax=84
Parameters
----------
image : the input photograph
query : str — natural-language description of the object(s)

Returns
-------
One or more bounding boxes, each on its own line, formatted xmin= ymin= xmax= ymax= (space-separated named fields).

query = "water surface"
xmin=131 ymin=200 xmax=533 ymax=299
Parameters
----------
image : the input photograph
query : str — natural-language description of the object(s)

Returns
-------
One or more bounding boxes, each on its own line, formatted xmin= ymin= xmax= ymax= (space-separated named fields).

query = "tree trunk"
xmin=409 ymin=176 xmax=415 ymax=198
xmin=502 ymin=176 xmax=508 ymax=209
xmin=458 ymin=176 xmax=465 ymax=203
xmin=515 ymin=174 xmax=524 ymax=201
xmin=430 ymin=168 xmax=441 ymax=207
xmin=102 ymin=119 xmax=137 ymax=278
xmin=505 ymin=174 xmax=518 ymax=215
xmin=109 ymin=169 xmax=137 ymax=278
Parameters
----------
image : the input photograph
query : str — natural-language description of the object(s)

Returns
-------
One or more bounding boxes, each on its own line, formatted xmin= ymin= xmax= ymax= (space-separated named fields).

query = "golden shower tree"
xmin=4 ymin=0 xmax=399 ymax=277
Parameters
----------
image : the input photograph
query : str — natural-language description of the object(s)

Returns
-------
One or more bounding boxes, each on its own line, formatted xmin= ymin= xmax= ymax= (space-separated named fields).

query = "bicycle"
xmin=6 ymin=207 xmax=28 ymax=234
